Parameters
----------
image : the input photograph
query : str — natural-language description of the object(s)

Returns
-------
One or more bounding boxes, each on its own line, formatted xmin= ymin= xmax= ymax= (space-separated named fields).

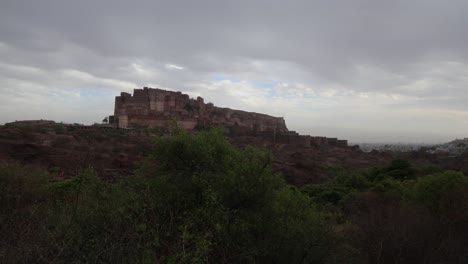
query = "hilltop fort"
xmin=110 ymin=87 xmax=347 ymax=148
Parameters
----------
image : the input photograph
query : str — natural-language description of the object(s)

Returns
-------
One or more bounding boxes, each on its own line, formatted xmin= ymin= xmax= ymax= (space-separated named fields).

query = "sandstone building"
xmin=110 ymin=87 xmax=348 ymax=148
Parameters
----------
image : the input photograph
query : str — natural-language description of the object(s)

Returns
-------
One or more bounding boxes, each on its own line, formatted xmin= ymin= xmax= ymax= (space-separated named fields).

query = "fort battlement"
xmin=112 ymin=87 xmax=288 ymax=134
xmin=110 ymin=87 xmax=348 ymax=148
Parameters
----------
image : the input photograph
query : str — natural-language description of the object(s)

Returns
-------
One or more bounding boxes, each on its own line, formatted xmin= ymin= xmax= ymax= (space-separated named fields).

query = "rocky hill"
xmin=429 ymin=138 xmax=468 ymax=156
xmin=0 ymin=120 xmax=397 ymax=185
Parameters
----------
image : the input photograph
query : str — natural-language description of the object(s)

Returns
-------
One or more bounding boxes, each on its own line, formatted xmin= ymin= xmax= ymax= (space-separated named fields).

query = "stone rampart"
xmin=112 ymin=87 xmax=288 ymax=134
xmin=111 ymin=87 xmax=349 ymax=148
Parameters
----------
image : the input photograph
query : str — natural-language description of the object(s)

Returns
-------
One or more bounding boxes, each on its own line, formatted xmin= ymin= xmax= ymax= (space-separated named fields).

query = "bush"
xmin=406 ymin=170 xmax=467 ymax=213
xmin=0 ymin=163 xmax=52 ymax=263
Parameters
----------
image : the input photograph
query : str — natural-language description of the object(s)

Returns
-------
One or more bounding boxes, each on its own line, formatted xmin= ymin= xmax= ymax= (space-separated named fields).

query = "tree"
xmin=139 ymin=127 xmax=331 ymax=262
xmin=385 ymin=159 xmax=415 ymax=180
xmin=102 ymin=116 xmax=108 ymax=124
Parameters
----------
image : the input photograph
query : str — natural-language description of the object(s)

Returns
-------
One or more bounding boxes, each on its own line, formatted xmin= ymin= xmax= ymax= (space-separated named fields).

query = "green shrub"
xmin=0 ymin=163 xmax=52 ymax=263
xmin=0 ymin=162 xmax=50 ymax=213
xmin=406 ymin=170 xmax=467 ymax=212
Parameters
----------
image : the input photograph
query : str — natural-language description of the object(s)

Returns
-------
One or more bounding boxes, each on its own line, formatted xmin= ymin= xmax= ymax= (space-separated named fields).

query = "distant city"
xmin=356 ymin=138 xmax=468 ymax=156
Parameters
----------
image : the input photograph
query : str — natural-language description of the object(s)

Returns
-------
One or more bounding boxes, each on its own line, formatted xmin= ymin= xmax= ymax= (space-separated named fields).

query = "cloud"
xmin=1 ymin=0 xmax=468 ymax=142
xmin=165 ymin=64 xmax=184 ymax=70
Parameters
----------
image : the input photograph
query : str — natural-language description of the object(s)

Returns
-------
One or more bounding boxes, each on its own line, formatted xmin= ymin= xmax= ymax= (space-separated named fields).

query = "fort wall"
xmin=112 ymin=87 xmax=288 ymax=133
xmin=111 ymin=87 xmax=348 ymax=148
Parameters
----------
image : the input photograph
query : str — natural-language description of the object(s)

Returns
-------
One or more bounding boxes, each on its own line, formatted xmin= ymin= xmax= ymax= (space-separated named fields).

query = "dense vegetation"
xmin=1 ymin=128 xmax=467 ymax=263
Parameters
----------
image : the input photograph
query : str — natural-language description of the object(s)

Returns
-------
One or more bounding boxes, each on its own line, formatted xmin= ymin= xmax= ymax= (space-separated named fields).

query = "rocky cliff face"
xmin=112 ymin=87 xmax=289 ymax=135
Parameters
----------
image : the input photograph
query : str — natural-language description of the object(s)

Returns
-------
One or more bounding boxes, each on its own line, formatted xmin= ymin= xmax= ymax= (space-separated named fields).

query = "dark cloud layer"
xmin=1 ymin=0 xmax=468 ymax=142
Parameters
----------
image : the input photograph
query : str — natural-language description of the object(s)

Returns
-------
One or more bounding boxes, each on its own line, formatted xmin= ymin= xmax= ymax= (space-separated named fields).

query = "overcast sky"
xmin=1 ymin=0 xmax=468 ymax=143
